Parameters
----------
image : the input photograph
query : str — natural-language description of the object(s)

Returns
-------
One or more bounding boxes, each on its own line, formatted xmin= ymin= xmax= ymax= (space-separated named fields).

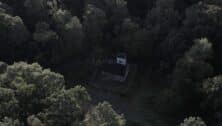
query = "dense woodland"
xmin=1 ymin=0 xmax=222 ymax=126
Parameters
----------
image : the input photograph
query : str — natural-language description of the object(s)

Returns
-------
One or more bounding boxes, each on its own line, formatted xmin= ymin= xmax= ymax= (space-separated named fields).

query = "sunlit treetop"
xmin=179 ymin=117 xmax=206 ymax=126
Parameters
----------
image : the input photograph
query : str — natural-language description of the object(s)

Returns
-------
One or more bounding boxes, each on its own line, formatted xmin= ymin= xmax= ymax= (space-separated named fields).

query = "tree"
xmin=0 ymin=62 xmax=7 ymax=74
xmin=40 ymin=86 xmax=91 ymax=126
xmin=32 ymin=22 xmax=59 ymax=65
xmin=86 ymin=0 xmax=128 ymax=19
xmin=24 ymin=0 xmax=58 ymax=17
xmin=173 ymin=38 xmax=213 ymax=84
xmin=145 ymin=0 xmax=180 ymax=44
xmin=0 ymin=2 xmax=13 ymax=14
xmin=102 ymin=0 xmax=128 ymax=23
xmin=179 ymin=117 xmax=206 ymax=126
xmin=172 ymin=38 xmax=213 ymax=112
xmin=0 ymin=61 xmax=125 ymax=126
xmin=116 ymin=18 xmax=152 ymax=59
xmin=53 ymin=9 xmax=84 ymax=61
xmin=0 ymin=0 xmax=25 ymax=16
xmin=0 ymin=62 xmax=64 ymax=118
xmin=184 ymin=2 xmax=222 ymax=72
xmin=183 ymin=2 xmax=222 ymax=39
xmin=0 ymin=117 xmax=21 ymax=126
xmin=145 ymin=0 xmax=181 ymax=70
xmin=83 ymin=4 xmax=107 ymax=47
xmin=103 ymin=0 xmax=129 ymax=38
xmin=27 ymin=115 xmax=44 ymax=126
xmin=0 ymin=11 xmax=29 ymax=43
xmin=22 ymin=0 xmax=59 ymax=30
xmin=158 ymin=38 xmax=213 ymax=121
xmin=202 ymin=75 xmax=222 ymax=123
xmin=33 ymin=22 xmax=58 ymax=43
xmin=60 ymin=0 xmax=84 ymax=17
xmin=0 ymin=10 xmax=30 ymax=61
xmin=84 ymin=102 xmax=126 ymax=126
xmin=0 ymin=88 xmax=19 ymax=119
xmin=86 ymin=0 xmax=129 ymax=38
xmin=157 ymin=1 xmax=222 ymax=75
xmin=158 ymin=28 xmax=193 ymax=74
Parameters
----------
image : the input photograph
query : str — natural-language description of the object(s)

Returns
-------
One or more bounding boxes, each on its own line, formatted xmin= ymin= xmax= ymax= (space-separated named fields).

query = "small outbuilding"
xmin=100 ymin=53 xmax=129 ymax=82
xmin=116 ymin=53 xmax=127 ymax=66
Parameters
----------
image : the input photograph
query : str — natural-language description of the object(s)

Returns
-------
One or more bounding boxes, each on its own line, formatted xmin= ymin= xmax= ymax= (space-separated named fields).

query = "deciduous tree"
xmin=84 ymin=102 xmax=126 ymax=126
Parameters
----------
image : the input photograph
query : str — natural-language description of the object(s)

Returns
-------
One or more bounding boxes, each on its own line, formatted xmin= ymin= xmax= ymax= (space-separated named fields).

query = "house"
xmin=100 ymin=53 xmax=129 ymax=82
xmin=91 ymin=53 xmax=137 ymax=93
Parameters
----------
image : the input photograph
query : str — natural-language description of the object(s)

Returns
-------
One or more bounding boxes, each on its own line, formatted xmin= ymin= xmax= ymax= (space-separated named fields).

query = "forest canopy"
xmin=1 ymin=0 xmax=222 ymax=126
